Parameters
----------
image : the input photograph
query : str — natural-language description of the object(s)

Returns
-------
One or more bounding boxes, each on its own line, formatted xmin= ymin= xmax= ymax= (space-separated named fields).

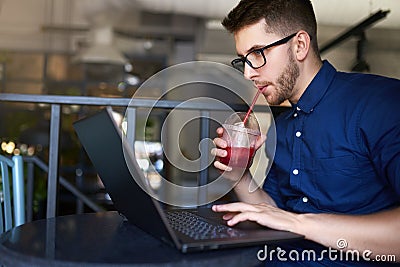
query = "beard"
xmin=267 ymin=49 xmax=299 ymax=105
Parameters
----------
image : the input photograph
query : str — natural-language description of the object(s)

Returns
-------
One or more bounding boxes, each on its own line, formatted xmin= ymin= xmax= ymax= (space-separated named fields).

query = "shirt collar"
xmin=285 ymin=60 xmax=336 ymax=119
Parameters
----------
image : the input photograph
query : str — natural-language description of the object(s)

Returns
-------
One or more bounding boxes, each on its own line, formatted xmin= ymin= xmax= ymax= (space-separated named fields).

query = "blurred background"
xmin=0 ymin=0 xmax=399 ymax=217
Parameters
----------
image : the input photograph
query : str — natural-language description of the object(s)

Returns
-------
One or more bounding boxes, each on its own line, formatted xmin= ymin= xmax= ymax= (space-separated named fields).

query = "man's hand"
xmin=212 ymin=202 xmax=300 ymax=232
xmin=211 ymin=126 xmax=265 ymax=173
xmin=211 ymin=126 xmax=275 ymax=205
xmin=213 ymin=202 xmax=400 ymax=261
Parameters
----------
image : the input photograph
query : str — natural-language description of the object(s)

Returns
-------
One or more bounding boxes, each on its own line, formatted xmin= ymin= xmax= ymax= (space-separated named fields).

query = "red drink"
xmin=219 ymin=146 xmax=255 ymax=168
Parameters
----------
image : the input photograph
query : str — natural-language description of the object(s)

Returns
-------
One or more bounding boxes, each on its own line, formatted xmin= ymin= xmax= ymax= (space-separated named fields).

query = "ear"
xmin=294 ymin=31 xmax=311 ymax=61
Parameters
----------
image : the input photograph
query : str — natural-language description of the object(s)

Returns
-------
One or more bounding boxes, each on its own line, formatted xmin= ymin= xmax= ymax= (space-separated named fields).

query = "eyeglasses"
xmin=231 ymin=33 xmax=297 ymax=73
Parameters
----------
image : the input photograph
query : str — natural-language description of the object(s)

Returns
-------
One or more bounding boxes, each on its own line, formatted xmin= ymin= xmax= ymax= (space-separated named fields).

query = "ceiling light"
xmin=72 ymin=25 xmax=128 ymax=65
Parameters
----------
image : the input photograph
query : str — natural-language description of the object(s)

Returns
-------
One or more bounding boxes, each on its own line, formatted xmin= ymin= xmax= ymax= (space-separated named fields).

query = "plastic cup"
xmin=219 ymin=112 xmax=260 ymax=168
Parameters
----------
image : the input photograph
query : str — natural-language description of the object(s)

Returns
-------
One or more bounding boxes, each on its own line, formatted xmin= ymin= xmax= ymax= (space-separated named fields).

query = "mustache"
xmin=254 ymin=81 xmax=273 ymax=87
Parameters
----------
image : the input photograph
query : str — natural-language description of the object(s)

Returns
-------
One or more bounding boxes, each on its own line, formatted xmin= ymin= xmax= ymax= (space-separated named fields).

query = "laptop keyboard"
xmin=166 ymin=210 xmax=246 ymax=240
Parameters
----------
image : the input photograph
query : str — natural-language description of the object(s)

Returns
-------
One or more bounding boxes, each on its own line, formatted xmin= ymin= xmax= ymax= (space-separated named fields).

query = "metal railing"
xmin=23 ymin=156 xmax=105 ymax=222
xmin=0 ymin=93 xmax=287 ymax=218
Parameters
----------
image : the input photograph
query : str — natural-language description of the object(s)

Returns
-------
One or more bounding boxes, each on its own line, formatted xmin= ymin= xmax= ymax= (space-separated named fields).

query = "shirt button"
xmin=293 ymin=113 xmax=298 ymax=118
xmin=296 ymin=107 xmax=301 ymax=111
xmin=295 ymin=131 xmax=302 ymax=137
xmin=292 ymin=169 xmax=299 ymax=175
xmin=302 ymin=197 xmax=308 ymax=203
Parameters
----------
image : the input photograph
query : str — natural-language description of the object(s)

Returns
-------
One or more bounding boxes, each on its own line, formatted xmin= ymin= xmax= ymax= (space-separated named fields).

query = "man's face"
xmin=234 ymin=20 xmax=299 ymax=105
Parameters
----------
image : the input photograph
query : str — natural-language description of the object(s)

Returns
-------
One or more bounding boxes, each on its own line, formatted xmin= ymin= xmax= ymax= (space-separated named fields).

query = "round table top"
xmin=0 ymin=211 xmax=262 ymax=267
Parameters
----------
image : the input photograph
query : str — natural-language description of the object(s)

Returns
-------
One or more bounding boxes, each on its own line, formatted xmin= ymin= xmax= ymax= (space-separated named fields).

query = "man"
xmin=211 ymin=0 xmax=400 ymax=265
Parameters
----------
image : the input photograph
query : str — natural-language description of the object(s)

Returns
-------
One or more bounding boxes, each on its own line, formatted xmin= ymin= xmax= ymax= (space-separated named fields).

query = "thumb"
xmin=255 ymin=134 xmax=266 ymax=150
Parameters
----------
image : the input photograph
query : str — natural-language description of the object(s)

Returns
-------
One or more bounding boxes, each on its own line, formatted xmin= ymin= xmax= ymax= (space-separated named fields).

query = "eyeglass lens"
xmin=231 ymin=33 xmax=297 ymax=73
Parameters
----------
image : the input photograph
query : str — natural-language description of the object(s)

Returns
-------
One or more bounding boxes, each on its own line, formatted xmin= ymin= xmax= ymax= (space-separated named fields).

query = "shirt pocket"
xmin=309 ymin=155 xmax=370 ymax=212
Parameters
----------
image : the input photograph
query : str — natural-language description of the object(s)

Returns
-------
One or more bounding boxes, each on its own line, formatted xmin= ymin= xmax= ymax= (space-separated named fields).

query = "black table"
xmin=0 ymin=211 xmax=263 ymax=267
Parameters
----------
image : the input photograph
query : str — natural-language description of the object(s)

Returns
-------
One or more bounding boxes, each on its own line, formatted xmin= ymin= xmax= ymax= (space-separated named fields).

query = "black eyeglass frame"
xmin=231 ymin=32 xmax=298 ymax=72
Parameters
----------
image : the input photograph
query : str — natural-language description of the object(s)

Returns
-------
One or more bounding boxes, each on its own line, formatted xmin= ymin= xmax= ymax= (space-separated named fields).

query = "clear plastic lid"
xmin=223 ymin=112 xmax=260 ymax=136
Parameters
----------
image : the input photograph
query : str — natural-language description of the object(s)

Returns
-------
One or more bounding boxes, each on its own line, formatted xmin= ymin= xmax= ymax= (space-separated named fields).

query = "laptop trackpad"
xmin=233 ymin=220 xmax=265 ymax=230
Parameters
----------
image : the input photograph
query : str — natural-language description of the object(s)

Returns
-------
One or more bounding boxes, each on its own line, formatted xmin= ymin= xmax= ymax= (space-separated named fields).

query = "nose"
xmin=243 ymin=64 xmax=258 ymax=81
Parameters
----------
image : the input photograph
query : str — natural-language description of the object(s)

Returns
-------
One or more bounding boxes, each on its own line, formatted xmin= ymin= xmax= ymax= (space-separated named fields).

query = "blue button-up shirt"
xmin=262 ymin=61 xmax=400 ymax=266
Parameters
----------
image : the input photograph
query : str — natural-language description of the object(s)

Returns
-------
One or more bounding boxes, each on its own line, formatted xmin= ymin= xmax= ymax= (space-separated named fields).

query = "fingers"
xmin=211 ymin=136 xmax=230 ymax=171
xmin=216 ymin=126 xmax=224 ymax=137
xmin=210 ymin=147 xmax=227 ymax=158
xmin=213 ymin=161 xmax=232 ymax=172
xmin=212 ymin=202 xmax=258 ymax=213
xmin=226 ymin=211 xmax=260 ymax=226
xmin=212 ymin=203 xmax=249 ymax=223
xmin=222 ymin=212 xmax=236 ymax=220
xmin=255 ymin=134 xmax=266 ymax=150
xmin=212 ymin=202 xmax=266 ymax=227
xmin=211 ymin=137 xmax=227 ymax=160
xmin=213 ymin=137 xmax=227 ymax=149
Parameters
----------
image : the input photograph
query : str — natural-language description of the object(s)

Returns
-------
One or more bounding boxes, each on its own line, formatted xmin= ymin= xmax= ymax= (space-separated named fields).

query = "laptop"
xmin=73 ymin=107 xmax=303 ymax=253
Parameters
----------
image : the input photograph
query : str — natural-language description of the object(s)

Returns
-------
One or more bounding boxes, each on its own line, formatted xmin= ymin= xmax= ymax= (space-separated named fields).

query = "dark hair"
xmin=222 ymin=0 xmax=319 ymax=54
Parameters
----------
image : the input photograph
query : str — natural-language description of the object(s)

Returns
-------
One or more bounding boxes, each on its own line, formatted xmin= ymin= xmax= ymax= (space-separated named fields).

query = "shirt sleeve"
xmin=263 ymin=164 xmax=285 ymax=209
xmin=358 ymin=80 xmax=400 ymax=197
